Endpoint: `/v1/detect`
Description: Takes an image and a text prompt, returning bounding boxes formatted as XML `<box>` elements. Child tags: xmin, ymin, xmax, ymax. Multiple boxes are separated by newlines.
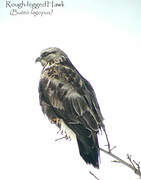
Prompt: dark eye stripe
<box><xmin>41</xmin><ymin>52</ymin><xmax>48</xmax><ymax>58</ymax></box>
<box><xmin>41</xmin><ymin>50</ymin><xmax>56</xmax><ymax>58</ymax></box>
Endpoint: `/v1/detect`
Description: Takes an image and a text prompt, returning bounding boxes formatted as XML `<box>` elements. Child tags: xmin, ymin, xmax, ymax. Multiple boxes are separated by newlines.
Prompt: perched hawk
<box><xmin>36</xmin><ymin>47</ymin><xmax>104</xmax><ymax>168</ymax></box>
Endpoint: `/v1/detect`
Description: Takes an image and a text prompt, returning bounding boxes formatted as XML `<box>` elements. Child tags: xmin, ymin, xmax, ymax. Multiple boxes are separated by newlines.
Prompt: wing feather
<box><xmin>39</xmin><ymin>64</ymin><xmax>103</xmax><ymax>135</ymax></box>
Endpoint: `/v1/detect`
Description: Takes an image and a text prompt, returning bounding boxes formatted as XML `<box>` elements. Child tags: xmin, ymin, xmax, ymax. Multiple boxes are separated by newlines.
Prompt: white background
<box><xmin>0</xmin><ymin>0</ymin><xmax>141</xmax><ymax>179</ymax></box>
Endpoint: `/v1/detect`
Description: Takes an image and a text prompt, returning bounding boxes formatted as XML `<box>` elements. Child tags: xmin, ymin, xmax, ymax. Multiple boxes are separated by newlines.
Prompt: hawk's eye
<box><xmin>41</xmin><ymin>52</ymin><xmax>49</xmax><ymax>58</ymax></box>
<box><xmin>41</xmin><ymin>50</ymin><xmax>56</xmax><ymax>58</ymax></box>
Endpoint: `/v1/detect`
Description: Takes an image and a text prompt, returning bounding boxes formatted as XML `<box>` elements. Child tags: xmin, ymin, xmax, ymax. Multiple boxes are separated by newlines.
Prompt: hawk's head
<box><xmin>35</xmin><ymin>47</ymin><xmax>68</xmax><ymax>67</ymax></box>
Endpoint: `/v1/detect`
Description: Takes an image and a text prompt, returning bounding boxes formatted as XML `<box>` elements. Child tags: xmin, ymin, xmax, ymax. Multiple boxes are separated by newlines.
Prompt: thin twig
<box><xmin>110</xmin><ymin>146</ymin><xmax>117</xmax><ymax>152</ymax></box>
<box><xmin>102</xmin><ymin>126</ymin><xmax>111</xmax><ymax>152</ymax></box>
<box><xmin>127</xmin><ymin>154</ymin><xmax>136</xmax><ymax>169</ymax></box>
<box><xmin>111</xmin><ymin>160</ymin><xmax>120</xmax><ymax>163</ymax></box>
<box><xmin>127</xmin><ymin>154</ymin><xmax>141</xmax><ymax>173</ymax></box>
<box><xmin>89</xmin><ymin>171</ymin><xmax>100</xmax><ymax>180</ymax></box>
<box><xmin>133</xmin><ymin>160</ymin><xmax>140</xmax><ymax>171</ymax></box>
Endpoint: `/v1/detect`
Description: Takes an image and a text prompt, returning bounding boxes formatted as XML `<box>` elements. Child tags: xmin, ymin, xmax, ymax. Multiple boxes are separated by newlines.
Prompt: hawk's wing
<box><xmin>39</xmin><ymin>63</ymin><xmax>103</xmax><ymax>167</ymax></box>
<box><xmin>39</xmin><ymin>64</ymin><xmax>103</xmax><ymax>131</ymax></box>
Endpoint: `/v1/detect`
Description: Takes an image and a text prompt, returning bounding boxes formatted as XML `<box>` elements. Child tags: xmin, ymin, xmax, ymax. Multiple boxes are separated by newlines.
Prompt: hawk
<box><xmin>36</xmin><ymin>47</ymin><xmax>105</xmax><ymax>168</ymax></box>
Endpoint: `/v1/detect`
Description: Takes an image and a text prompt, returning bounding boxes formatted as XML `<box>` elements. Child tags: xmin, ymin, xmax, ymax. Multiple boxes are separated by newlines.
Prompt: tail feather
<box><xmin>77</xmin><ymin>134</ymin><xmax>100</xmax><ymax>168</ymax></box>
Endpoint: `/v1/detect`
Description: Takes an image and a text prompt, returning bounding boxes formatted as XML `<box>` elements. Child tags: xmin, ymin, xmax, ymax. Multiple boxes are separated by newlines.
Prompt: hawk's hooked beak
<box><xmin>35</xmin><ymin>57</ymin><xmax>41</xmax><ymax>63</ymax></box>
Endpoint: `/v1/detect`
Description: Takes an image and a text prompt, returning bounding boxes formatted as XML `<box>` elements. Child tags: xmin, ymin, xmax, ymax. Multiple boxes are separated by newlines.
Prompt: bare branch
<box><xmin>111</xmin><ymin>160</ymin><xmax>120</xmax><ymax>163</ymax></box>
<box><xmin>100</xmin><ymin>147</ymin><xmax>141</xmax><ymax>179</ymax></box>
<box><xmin>55</xmin><ymin>124</ymin><xmax>141</xmax><ymax>179</ymax></box>
<box><xmin>127</xmin><ymin>154</ymin><xmax>141</xmax><ymax>173</ymax></box>
<box><xmin>101</xmin><ymin>125</ymin><xmax>141</xmax><ymax>178</ymax></box>
<box><xmin>110</xmin><ymin>145</ymin><xmax>117</xmax><ymax>152</ymax></box>
<box><xmin>89</xmin><ymin>171</ymin><xmax>100</xmax><ymax>180</ymax></box>
<box><xmin>127</xmin><ymin>154</ymin><xmax>136</xmax><ymax>169</ymax></box>
<box><xmin>133</xmin><ymin>160</ymin><xmax>140</xmax><ymax>172</ymax></box>
<box><xmin>102</xmin><ymin>127</ymin><xmax>111</xmax><ymax>152</ymax></box>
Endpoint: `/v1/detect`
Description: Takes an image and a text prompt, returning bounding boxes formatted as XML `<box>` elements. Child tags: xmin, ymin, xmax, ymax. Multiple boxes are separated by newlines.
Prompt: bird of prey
<box><xmin>36</xmin><ymin>47</ymin><xmax>105</xmax><ymax>168</ymax></box>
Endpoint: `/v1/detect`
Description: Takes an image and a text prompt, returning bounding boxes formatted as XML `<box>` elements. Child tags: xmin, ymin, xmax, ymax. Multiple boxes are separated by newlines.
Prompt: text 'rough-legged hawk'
<box><xmin>36</xmin><ymin>47</ymin><xmax>105</xmax><ymax>168</ymax></box>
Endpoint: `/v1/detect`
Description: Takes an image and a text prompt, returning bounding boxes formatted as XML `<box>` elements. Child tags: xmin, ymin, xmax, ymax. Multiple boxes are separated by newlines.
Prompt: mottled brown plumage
<box><xmin>36</xmin><ymin>47</ymin><xmax>104</xmax><ymax>168</ymax></box>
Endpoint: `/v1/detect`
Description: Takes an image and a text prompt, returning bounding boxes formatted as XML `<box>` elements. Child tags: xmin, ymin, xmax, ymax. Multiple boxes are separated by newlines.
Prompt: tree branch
<box><xmin>89</xmin><ymin>171</ymin><xmax>100</xmax><ymax>180</ymax></box>
<box><xmin>55</xmin><ymin>125</ymin><xmax>141</xmax><ymax>179</ymax></box>
<box><xmin>100</xmin><ymin>147</ymin><xmax>141</xmax><ymax>179</ymax></box>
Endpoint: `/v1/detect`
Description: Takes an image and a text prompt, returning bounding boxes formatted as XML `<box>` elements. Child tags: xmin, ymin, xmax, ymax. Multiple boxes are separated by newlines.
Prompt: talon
<box><xmin>57</xmin><ymin>129</ymin><xmax>61</xmax><ymax>134</ymax></box>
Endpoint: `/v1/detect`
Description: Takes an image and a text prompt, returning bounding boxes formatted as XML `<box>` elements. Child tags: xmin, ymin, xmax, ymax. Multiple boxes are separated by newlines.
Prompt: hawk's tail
<box><xmin>76</xmin><ymin>134</ymin><xmax>100</xmax><ymax>168</ymax></box>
